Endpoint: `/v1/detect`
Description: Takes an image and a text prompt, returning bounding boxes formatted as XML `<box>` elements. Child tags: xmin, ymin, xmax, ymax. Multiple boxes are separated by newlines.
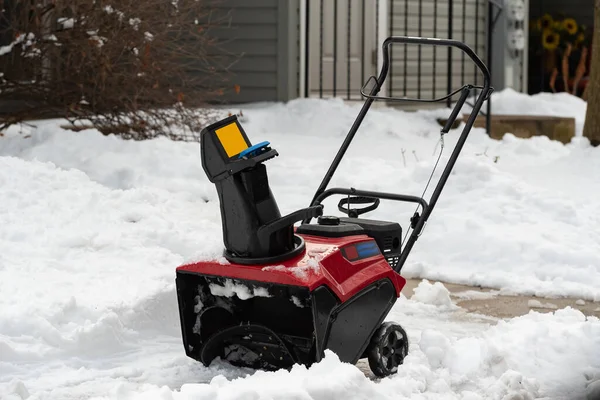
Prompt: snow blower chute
<box><xmin>175</xmin><ymin>36</ymin><xmax>492</xmax><ymax>377</ymax></box>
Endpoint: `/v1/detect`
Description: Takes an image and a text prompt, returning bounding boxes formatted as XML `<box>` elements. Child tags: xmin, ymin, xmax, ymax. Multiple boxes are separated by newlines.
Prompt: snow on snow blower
<box><xmin>175</xmin><ymin>36</ymin><xmax>492</xmax><ymax>377</ymax></box>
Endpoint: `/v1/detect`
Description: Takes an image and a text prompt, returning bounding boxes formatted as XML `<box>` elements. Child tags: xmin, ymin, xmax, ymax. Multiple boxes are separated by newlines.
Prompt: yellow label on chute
<box><xmin>215</xmin><ymin>122</ymin><xmax>248</xmax><ymax>157</ymax></box>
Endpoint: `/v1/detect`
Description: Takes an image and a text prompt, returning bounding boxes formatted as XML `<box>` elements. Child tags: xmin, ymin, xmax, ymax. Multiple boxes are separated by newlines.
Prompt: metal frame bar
<box><xmin>319</xmin><ymin>0</ymin><xmax>324</xmax><ymax>98</ymax></box>
<box><xmin>521</xmin><ymin>0</ymin><xmax>529</xmax><ymax>93</ymax></box>
<box><xmin>461</xmin><ymin>0</ymin><xmax>467</xmax><ymax>86</ymax></box>
<box><xmin>485</xmin><ymin>0</ymin><xmax>504</xmax><ymax>135</ymax></box>
<box><xmin>361</xmin><ymin>0</ymin><xmax>365</xmax><ymax>87</ymax></box>
<box><xmin>464</xmin><ymin>0</ymin><xmax>503</xmax><ymax>128</ymax></box>
<box><xmin>417</xmin><ymin>0</ymin><xmax>422</xmax><ymax>98</ymax></box>
<box><xmin>474</xmin><ymin>0</ymin><xmax>480</xmax><ymax>87</ymax></box>
<box><xmin>347</xmin><ymin>0</ymin><xmax>352</xmax><ymax>100</ymax></box>
<box><xmin>432</xmin><ymin>0</ymin><xmax>438</xmax><ymax>98</ymax></box>
<box><xmin>303</xmin><ymin>0</ymin><xmax>310</xmax><ymax>97</ymax></box>
<box><xmin>446</xmin><ymin>0</ymin><xmax>453</xmax><ymax>107</ymax></box>
<box><xmin>333</xmin><ymin>0</ymin><xmax>338</xmax><ymax>97</ymax></box>
<box><xmin>392</xmin><ymin>0</ymin><xmax>397</xmax><ymax>96</ymax></box>
<box><xmin>299</xmin><ymin>0</ymin><xmax>308</xmax><ymax>98</ymax></box>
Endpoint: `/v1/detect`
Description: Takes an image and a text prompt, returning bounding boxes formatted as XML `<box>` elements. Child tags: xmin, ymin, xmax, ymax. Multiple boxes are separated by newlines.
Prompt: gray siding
<box><xmin>389</xmin><ymin>0</ymin><xmax>487</xmax><ymax>100</ymax></box>
<box><xmin>277</xmin><ymin>1</ymin><xmax>300</xmax><ymax>102</ymax></box>
<box><xmin>210</xmin><ymin>0</ymin><xmax>299</xmax><ymax>103</ymax></box>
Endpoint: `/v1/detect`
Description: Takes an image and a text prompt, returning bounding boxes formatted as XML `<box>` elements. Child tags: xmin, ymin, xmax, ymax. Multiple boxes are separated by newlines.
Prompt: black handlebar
<box><xmin>363</xmin><ymin>36</ymin><xmax>492</xmax><ymax>103</ymax></box>
<box><xmin>381</xmin><ymin>37</ymin><xmax>490</xmax><ymax>83</ymax></box>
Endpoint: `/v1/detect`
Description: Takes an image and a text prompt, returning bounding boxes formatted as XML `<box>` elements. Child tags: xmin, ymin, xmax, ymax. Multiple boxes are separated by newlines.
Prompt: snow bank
<box><xmin>464</xmin><ymin>88</ymin><xmax>588</xmax><ymax>135</ymax></box>
<box><xmin>75</xmin><ymin>307</ymin><xmax>600</xmax><ymax>400</ymax></box>
<box><xmin>411</xmin><ymin>280</ymin><xmax>456</xmax><ymax>309</ymax></box>
<box><xmin>0</xmin><ymin>155</ymin><xmax>220</xmax><ymax>363</ymax></box>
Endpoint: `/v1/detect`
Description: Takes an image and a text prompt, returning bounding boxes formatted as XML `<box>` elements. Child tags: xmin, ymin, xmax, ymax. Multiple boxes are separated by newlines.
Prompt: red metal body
<box><xmin>177</xmin><ymin>234</ymin><xmax>406</xmax><ymax>303</ymax></box>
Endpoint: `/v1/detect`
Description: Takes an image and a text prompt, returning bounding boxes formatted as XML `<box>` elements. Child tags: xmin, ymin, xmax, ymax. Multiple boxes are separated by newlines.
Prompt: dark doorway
<box><xmin>528</xmin><ymin>0</ymin><xmax>594</xmax><ymax>96</ymax></box>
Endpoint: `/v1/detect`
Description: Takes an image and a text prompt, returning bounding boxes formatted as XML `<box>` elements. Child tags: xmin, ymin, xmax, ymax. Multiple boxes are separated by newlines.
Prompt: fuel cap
<box><xmin>318</xmin><ymin>216</ymin><xmax>340</xmax><ymax>226</ymax></box>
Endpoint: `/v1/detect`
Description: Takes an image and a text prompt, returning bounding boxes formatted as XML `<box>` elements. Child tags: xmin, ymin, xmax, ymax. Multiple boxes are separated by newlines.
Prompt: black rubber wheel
<box><xmin>366</xmin><ymin>322</ymin><xmax>409</xmax><ymax>377</ymax></box>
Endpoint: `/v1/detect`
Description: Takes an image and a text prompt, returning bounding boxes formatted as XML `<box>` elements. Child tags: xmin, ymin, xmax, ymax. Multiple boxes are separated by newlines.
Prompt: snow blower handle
<box><xmin>361</xmin><ymin>36</ymin><xmax>491</xmax><ymax>103</ymax></box>
<box><xmin>308</xmin><ymin>36</ymin><xmax>494</xmax><ymax>274</ymax></box>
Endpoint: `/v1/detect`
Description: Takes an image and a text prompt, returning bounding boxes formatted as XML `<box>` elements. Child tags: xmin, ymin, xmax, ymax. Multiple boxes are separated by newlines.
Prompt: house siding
<box><xmin>210</xmin><ymin>0</ymin><xmax>299</xmax><ymax>103</ymax></box>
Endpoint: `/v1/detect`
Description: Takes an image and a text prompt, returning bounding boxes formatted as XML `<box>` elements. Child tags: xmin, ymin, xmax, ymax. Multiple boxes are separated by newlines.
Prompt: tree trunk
<box><xmin>583</xmin><ymin>0</ymin><xmax>600</xmax><ymax>146</ymax></box>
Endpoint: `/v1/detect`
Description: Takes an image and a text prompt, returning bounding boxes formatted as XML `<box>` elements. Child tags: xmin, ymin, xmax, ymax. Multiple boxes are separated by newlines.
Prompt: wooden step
<box><xmin>462</xmin><ymin>114</ymin><xmax>576</xmax><ymax>144</ymax></box>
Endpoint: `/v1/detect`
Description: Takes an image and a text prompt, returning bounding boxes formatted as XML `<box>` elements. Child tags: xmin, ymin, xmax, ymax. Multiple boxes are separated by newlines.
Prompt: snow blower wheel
<box><xmin>366</xmin><ymin>322</ymin><xmax>409</xmax><ymax>377</ymax></box>
<box><xmin>175</xmin><ymin>35</ymin><xmax>492</xmax><ymax>378</ymax></box>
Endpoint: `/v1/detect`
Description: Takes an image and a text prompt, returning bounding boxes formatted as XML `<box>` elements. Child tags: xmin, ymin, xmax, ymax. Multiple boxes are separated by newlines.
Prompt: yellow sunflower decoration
<box><xmin>537</xmin><ymin>14</ymin><xmax>554</xmax><ymax>31</ymax></box>
<box><xmin>531</xmin><ymin>12</ymin><xmax>590</xmax><ymax>95</ymax></box>
<box><xmin>533</xmin><ymin>13</ymin><xmax>588</xmax><ymax>51</ymax></box>
<box><xmin>542</xmin><ymin>29</ymin><xmax>560</xmax><ymax>50</ymax></box>
<box><xmin>562</xmin><ymin>18</ymin><xmax>578</xmax><ymax>35</ymax></box>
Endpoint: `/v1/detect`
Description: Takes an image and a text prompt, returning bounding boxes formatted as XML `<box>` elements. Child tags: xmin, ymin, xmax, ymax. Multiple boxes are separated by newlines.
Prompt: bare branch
<box><xmin>0</xmin><ymin>0</ymin><xmax>242</xmax><ymax>140</ymax></box>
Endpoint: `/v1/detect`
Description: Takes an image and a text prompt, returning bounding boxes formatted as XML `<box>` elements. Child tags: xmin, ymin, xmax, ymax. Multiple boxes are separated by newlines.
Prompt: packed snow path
<box><xmin>1</xmin><ymin>90</ymin><xmax>599</xmax><ymax>399</ymax></box>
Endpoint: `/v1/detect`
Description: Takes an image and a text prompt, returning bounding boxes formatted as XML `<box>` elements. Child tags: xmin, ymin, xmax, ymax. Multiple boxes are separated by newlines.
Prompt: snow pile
<box><xmin>103</xmin><ymin>351</ymin><xmax>382</xmax><ymax>400</ymax></box>
<box><xmin>411</xmin><ymin>280</ymin><xmax>456</xmax><ymax>309</ymax></box>
<box><xmin>419</xmin><ymin>307</ymin><xmax>600</xmax><ymax>398</ymax></box>
<box><xmin>418</xmin><ymin>328</ymin><xmax>541</xmax><ymax>399</ymax></box>
<box><xmin>31</xmin><ymin>306</ymin><xmax>597</xmax><ymax>400</ymax></box>
<box><xmin>464</xmin><ymin>87</ymin><xmax>587</xmax><ymax>135</ymax></box>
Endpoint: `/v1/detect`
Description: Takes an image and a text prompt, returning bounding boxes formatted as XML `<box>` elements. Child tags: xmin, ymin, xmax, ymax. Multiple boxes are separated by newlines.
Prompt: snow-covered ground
<box><xmin>1</xmin><ymin>89</ymin><xmax>599</xmax><ymax>399</ymax></box>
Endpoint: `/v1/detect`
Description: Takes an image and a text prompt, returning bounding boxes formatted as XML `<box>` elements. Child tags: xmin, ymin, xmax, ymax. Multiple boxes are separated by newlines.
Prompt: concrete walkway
<box><xmin>402</xmin><ymin>278</ymin><xmax>600</xmax><ymax>319</ymax></box>
<box><xmin>356</xmin><ymin>278</ymin><xmax>600</xmax><ymax>383</ymax></box>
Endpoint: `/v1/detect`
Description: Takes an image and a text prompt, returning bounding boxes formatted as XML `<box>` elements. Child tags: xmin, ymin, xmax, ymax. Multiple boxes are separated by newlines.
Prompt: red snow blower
<box><xmin>175</xmin><ymin>36</ymin><xmax>492</xmax><ymax>377</ymax></box>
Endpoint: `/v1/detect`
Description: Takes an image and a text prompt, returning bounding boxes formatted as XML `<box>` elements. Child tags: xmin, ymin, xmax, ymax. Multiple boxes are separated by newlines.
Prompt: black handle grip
<box><xmin>338</xmin><ymin>196</ymin><xmax>380</xmax><ymax>217</ymax></box>
<box><xmin>364</xmin><ymin>36</ymin><xmax>491</xmax><ymax>103</ymax></box>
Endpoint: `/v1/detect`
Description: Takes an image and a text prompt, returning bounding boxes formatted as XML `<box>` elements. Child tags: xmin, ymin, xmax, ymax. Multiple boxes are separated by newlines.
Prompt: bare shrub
<box><xmin>0</xmin><ymin>0</ymin><xmax>240</xmax><ymax>141</ymax></box>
